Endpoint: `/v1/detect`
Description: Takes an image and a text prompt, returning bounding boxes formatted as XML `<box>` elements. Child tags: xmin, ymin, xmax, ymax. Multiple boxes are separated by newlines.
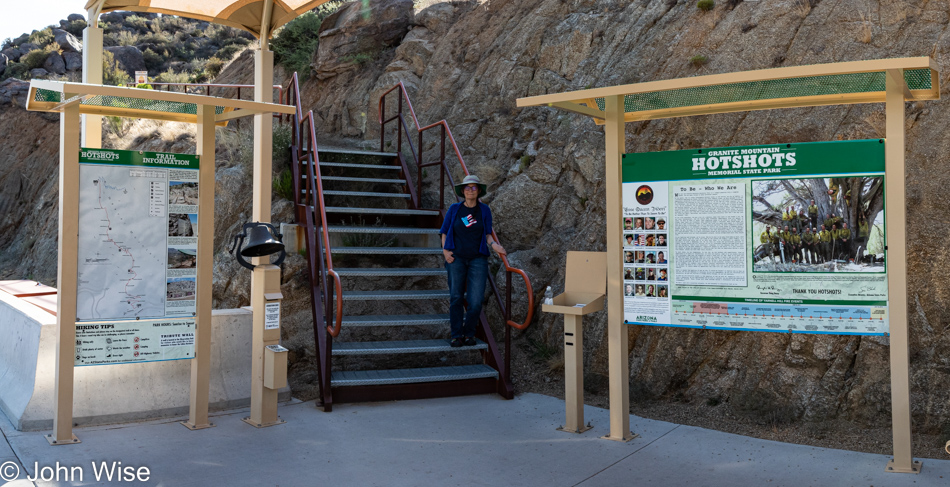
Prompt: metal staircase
<box><xmin>283</xmin><ymin>75</ymin><xmax>534</xmax><ymax>411</ymax></box>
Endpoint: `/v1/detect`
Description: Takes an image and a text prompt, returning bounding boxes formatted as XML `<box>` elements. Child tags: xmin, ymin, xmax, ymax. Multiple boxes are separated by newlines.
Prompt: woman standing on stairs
<box><xmin>440</xmin><ymin>175</ymin><xmax>507</xmax><ymax>348</ymax></box>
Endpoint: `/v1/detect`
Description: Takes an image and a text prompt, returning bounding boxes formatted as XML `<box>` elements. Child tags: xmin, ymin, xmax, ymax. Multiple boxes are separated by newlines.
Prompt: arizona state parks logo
<box><xmin>635</xmin><ymin>185</ymin><xmax>653</xmax><ymax>205</ymax></box>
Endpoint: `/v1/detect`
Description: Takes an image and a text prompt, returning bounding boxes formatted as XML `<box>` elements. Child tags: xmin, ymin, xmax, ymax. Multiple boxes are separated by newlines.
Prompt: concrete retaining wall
<box><xmin>0</xmin><ymin>291</ymin><xmax>290</xmax><ymax>431</ymax></box>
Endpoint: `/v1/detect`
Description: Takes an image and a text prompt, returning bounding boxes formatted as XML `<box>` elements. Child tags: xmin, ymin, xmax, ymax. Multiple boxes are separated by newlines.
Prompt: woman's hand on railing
<box><xmin>326</xmin><ymin>269</ymin><xmax>344</xmax><ymax>337</ymax></box>
<box><xmin>491</xmin><ymin>233</ymin><xmax>533</xmax><ymax>330</ymax></box>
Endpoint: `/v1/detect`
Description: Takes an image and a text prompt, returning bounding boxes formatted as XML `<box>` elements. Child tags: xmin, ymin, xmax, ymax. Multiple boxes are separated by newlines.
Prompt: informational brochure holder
<box><xmin>542</xmin><ymin>251</ymin><xmax>606</xmax><ymax>433</ymax></box>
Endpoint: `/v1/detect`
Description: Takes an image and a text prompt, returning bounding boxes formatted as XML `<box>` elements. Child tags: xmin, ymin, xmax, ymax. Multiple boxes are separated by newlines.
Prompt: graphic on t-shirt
<box><xmin>461</xmin><ymin>214</ymin><xmax>478</xmax><ymax>227</ymax></box>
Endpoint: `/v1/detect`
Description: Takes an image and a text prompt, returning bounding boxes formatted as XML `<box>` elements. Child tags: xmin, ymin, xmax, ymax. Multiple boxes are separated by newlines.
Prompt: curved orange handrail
<box><xmin>326</xmin><ymin>269</ymin><xmax>343</xmax><ymax>336</ymax></box>
<box><xmin>378</xmin><ymin>83</ymin><xmax>534</xmax><ymax>330</ymax></box>
<box><xmin>493</xmin><ymin>231</ymin><xmax>535</xmax><ymax>330</ymax></box>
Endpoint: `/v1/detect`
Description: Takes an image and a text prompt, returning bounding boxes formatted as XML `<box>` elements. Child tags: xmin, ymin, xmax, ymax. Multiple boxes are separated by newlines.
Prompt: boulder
<box><xmin>67</xmin><ymin>13</ymin><xmax>85</xmax><ymax>22</ymax></box>
<box><xmin>11</xmin><ymin>34</ymin><xmax>29</xmax><ymax>47</ymax></box>
<box><xmin>63</xmin><ymin>51</ymin><xmax>82</xmax><ymax>71</ymax></box>
<box><xmin>313</xmin><ymin>0</ymin><xmax>413</xmax><ymax>80</ymax></box>
<box><xmin>52</xmin><ymin>29</ymin><xmax>82</xmax><ymax>53</ymax></box>
<box><xmin>105</xmin><ymin>46</ymin><xmax>146</xmax><ymax>74</ymax></box>
<box><xmin>29</xmin><ymin>68</ymin><xmax>48</xmax><ymax>78</ymax></box>
<box><xmin>42</xmin><ymin>52</ymin><xmax>65</xmax><ymax>75</ymax></box>
<box><xmin>0</xmin><ymin>64</ymin><xmax>5</xmax><ymax>77</ymax></box>
<box><xmin>1</xmin><ymin>48</ymin><xmax>21</xmax><ymax>63</ymax></box>
<box><xmin>18</xmin><ymin>43</ymin><xmax>39</xmax><ymax>53</ymax></box>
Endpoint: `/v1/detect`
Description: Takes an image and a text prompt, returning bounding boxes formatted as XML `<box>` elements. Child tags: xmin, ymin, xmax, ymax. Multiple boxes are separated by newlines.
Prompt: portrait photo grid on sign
<box><xmin>623</xmin><ymin>215</ymin><xmax>669</xmax><ymax>299</ymax></box>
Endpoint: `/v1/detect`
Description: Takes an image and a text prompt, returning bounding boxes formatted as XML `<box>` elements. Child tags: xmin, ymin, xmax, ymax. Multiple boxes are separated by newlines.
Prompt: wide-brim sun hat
<box><xmin>454</xmin><ymin>174</ymin><xmax>487</xmax><ymax>198</ymax></box>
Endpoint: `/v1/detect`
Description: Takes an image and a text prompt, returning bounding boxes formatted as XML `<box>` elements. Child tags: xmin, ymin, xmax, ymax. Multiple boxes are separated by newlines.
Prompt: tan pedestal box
<box><xmin>264</xmin><ymin>344</ymin><xmax>289</xmax><ymax>390</ymax></box>
<box><xmin>542</xmin><ymin>251</ymin><xmax>606</xmax><ymax>434</ymax></box>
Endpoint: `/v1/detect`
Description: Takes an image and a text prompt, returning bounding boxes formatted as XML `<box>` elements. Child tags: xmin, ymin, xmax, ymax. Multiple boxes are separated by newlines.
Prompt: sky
<box><xmin>1</xmin><ymin>1</ymin><xmax>88</xmax><ymax>43</ymax></box>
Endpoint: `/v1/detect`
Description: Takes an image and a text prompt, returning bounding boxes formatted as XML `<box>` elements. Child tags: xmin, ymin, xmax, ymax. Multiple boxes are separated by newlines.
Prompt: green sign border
<box><xmin>623</xmin><ymin>139</ymin><xmax>885</xmax><ymax>183</ymax></box>
<box><xmin>79</xmin><ymin>148</ymin><xmax>199</xmax><ymax>170</ymax></box>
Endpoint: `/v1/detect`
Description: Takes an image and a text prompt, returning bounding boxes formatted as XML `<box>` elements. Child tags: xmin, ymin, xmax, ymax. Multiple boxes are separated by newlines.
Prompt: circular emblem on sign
<box><xmin>635</xmin><ymin>185</ymin><xmax>654</xmax><ymax>205</ymax></box>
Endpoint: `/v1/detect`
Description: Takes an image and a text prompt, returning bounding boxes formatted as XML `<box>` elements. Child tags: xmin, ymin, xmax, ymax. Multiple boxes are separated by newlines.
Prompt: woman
<box><xmin>440</xmin><ymin>175</ymin><xmax>506</xmax><ymax>347</ymax></box>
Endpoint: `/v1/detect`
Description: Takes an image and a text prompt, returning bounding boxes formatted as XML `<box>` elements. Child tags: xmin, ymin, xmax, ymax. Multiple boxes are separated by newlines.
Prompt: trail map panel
<box><xmin>621</xmin><ymin>140</ymin><xmax>888</xmax><ymax>336</ymax></box>
<box><xmin>77</xmin><ymin>149</ymin><xmax>199</xmax><ymax>322</ymax></box>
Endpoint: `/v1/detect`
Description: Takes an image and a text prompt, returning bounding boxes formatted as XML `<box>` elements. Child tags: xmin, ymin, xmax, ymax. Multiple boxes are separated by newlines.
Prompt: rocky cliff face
<box><xmin>2</xmin><ymin>0</ymin><xmax>949</xmax><ymax>436</ymax></box>
<box><xmin>296</xmin><ymin>0</ymin><xmax>950</xmax><ymax>432</ymax></box>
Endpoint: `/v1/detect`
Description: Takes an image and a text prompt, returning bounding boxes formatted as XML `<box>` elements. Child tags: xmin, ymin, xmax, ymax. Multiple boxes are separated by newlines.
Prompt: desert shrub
<box><xmin>273</xmin><ymin>169</ymin><xmax>295</xmax><ymax>201</ymax></box>
<box><xmin>27</xmin><ymin>28</ymin><xmax>54</xmax><ymax>46</ymax></box>
<box><xmin>204</xmin><ymin>57</ymin><xmax>226</xmax><ymax>79</ymax></box>
<box><xmin>697</xmin><ymin>0</ymin><xmax>715</xmax><ymax>11</ymax></box>
<box><xmin>21</xmin><ymin>47</ymin><xmax>53</xmax><ymax>70</ymax></box>
<box><xmin>63</xmin><ymin>19</ymin><xmax>88</xmax><ymax>37</ymax></box>
<box><xmin>142</xmin><ymin>48</ymin><xmax>164</xmax><ymax>72</ymax></box>
<box><xmin>102</xmin><ymin>50</ymin><xmax>131</xmax><ymax>85</ymax></box>
<box><xmin>213</xmin><ymin>44</ymin><xmax>245</xmax><ymax>61</ymax></box>
<box><xmin>689</xmin><ymin>54</ymin><xmax>709</xmax><ymax>67</ymax></box>
<box><xmin>153</xmin><ymin>68</ymin><xmax>191</xmax><ymax>84</ymax></box>
<box><xmin>271</xmin><ymin>2</ymin><xmax>345</xmax><ymax>80</ymax></box>
<box><xmin>1</xmin><ymin>62</ymin><xmax>28</xmax><ymax>81</ymax></box>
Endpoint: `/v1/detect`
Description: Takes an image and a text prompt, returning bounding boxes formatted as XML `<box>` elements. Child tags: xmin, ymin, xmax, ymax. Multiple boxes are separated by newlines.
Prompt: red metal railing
<box><xmin>379</xmin><ymin>83</ymin><xmax>535</xmax><ymax>385</ymax></box>
<box><xmin>285</xmin><ymin>73</ymin><xmax>342</xmax><ymax>407</ymax></box>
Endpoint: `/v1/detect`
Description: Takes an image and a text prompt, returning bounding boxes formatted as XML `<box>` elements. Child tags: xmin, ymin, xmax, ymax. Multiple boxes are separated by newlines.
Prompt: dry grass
<box><xmin>795</xmin><ymin>0</ymin><xmax>811</xmax><ymax>17</ymax></box>
<box><xmin>858</xmin><ymin>11</ymin><xmax>873</xmax><ymax>44</ymax></box>
<box><xmin>103</xmin><ymin>118</ymin><xmax>194</xmax><ymax>150</ymax></box>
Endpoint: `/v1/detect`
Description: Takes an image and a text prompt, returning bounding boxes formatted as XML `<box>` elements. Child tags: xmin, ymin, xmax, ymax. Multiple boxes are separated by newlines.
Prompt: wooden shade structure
<box><xmin>85</xmin><ymin>0</ymin><xmax>337</xmax><ymax>38</ymax></box>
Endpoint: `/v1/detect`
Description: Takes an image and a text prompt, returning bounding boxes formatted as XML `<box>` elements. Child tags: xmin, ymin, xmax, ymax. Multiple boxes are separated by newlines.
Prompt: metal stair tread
<box><xmin>317</xmin><ymin>149</ymin><xmax>398</xmax><ymax>158</ymax></box>
<box><xmin>339</xmin><ymin>290</ymin><xmax>450</xmax><ymax>300</ymax></box>
<box><xmin>331</xmin><ymin>364</ymin><xmax>498</xmax><ymax>386</ymax></box>
<box><xmin>325</xmin><ymin>207</ymin><xmax>440</xmax><ymax>216</ymax></box>
<box><xmin>325</xmin><ymin>226</ymin><xmax>440</xmax><ymax>235</ymax></box>
<box><xmin>335</xmin><ymin>267</ymin><xmax>446</xmax><ymax>276</ymax></box>
<box><xmin>331</xmin><ymin>247</ymin><xmax>441</xmax><ymax>255</ymax></box>
<box><xmin>321</xmin><ymin>190</ymin><xmax>411</xmax><ymax>198</ymax></box>
<box><xmin>332</xmin><ymin>339</ymin><xmax>487</xmax><ymax>355</ymax></box>
<box><xmin>321</xmin><ymin>176</ymin><xmax>406</xmax><ymax>184</ymax></box>
<box><xmin>318</xmin><ymin>162</ymin><xmax>402</xmax><ymax>170</ymax></box>
<box><xmin>341</xmin><ymin>313</ymin><xmax>450</xmax><ymax>326</ymax></box>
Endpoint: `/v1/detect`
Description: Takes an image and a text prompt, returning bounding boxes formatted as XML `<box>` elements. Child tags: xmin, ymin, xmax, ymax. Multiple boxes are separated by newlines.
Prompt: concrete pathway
<box><xmin>0</xmin><ymin>393</ymin><xmax>947</xmax><ymax>486</ymax></box>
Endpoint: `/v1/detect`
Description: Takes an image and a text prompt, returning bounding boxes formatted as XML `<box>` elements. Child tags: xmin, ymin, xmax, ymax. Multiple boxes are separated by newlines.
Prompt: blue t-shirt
<box><xmin>451</xmin><ymin>204</ymin><xmax>484</xmax><ymax>259</ymax></box>
<box><xmin>440</xmin><ymin>202</ymin><xmax>493</xmax><ymax>256</ymax></box>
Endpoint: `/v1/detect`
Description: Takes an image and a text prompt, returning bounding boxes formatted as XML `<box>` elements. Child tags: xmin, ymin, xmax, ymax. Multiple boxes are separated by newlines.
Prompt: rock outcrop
<box><xmin>295</xmin><ymin>0</ymin><xmax>950</xmax><ymax>431</ymax></box>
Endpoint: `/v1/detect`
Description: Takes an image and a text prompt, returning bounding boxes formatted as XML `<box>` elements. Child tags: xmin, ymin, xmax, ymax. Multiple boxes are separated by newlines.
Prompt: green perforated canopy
<box><xmin>27</xmin><ymin>80</ymin><xmax>295</xmax><ymax>125</ymax></box>
<box><xmin>517</xmin><ymin>58</ymin><xmax>939</xmax><ymax>124</ymax></box>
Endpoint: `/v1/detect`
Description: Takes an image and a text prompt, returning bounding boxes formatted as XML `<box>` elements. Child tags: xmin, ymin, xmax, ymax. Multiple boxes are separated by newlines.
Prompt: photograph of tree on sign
<box><xmin>752</xmin><ymin>177</ymin><xmax>885</xmax><ymax>272</ymax></box>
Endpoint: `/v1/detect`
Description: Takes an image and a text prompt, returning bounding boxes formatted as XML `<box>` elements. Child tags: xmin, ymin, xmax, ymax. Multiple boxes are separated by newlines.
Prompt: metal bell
<box><xmin>242</xmin><ymin>224</ymin><xmax>284</xmax><ymax>257</ymax></box>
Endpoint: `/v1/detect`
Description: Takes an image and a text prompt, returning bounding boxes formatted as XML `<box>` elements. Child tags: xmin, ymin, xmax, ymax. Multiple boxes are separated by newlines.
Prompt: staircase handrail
<box><xmin>286</xmin><ymin>73</ymin><xmax>344</xmax><ymax>337</ymax></box>
<box><xmin>378</xmin><ymin>83</ymin><xmax>534</xmax><ymax>331</ymax></box>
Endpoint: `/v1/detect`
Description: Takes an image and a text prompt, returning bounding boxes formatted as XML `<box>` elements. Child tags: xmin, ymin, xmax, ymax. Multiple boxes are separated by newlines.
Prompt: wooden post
<box><xmin>244</xmin><ymin>45</ymin><xmax>285</xmax><ymax>427</ymax></box>
<box><xmin>603</xmin><ymin>95</ymin><xmax>634</xmax><ymax>442</ymax></box>
<box><xmin>81</xmin><ymin>13</ymin><xmax>102</xmax><ymax>149</ymax></box>
<box><xmin>182</xmin><ymin>105</ymin><xmax>216</xmax><ymax>430</ymax></box>
<box><xmin>884</xmin><ymin>69</ymin><xmax>920</xmax><ymax>474</ymax></box>
<box><xmin>48</xmin><ymin>97</ymin><xmax>82</xmax><ymax>445</ymax></box>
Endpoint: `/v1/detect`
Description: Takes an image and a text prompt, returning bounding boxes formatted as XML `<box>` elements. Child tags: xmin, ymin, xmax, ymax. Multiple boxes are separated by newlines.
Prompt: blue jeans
<box><xmin>445</xmin><ymin>255</ymin><xmax>488</xmax><ymax>339</ymax></box>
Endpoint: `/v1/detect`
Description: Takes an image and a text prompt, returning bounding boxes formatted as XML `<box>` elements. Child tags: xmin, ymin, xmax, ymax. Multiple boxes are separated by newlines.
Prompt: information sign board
<box><xmin>77</xmin><ymin>148</ymin><xmax>199</xmax><ymax>322</ymax></box>
<box><xmin>75</xmin><ymin>318</ymin><xmax>196</xmax><ymax>366</ymax></box>
<box><xmin>621</xmin><ymin>139</ymin><xmax>888</xmax><ymax>335</ymax></box>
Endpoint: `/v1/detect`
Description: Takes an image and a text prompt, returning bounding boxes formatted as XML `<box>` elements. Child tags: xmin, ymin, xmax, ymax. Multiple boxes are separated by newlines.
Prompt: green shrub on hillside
<box><xmin>272</xmin><ymin>2</ymin><xmax>345</xmax><ymax>80</ymax></box>
<box><xmin>27</xmin><ymin>28</ymin><xmax>54</xmax><ymax>46</ymax></box>
<box><xmin>21</xmin><ymin>45</ymin><xmax>58</xmax><ymax>70</ymax></box>
<box><xmin>102</xmin><ymin>50</ymin><xmax>131</xmax><ymax>85</ymax></box>
<box><xmin>697</xmin><ymin>0</ymin><xmax>715</xmax><ymax>11</ymax></box>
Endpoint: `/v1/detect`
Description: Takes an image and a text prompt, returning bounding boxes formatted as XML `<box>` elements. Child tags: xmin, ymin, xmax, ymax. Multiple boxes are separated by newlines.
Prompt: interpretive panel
<box><xmin>77</xmin><ymin>148</ymin><xmax>199</xmax><ymax>322</ymax></box>
<box><xmin>75</xmin><ymin>318</ymin><xmax>196</xmax><ymax>366</ymax></box>
<box><xmin>621</xmin><ymin>140</ymin><xmax>888</xmax><ymax>335</ymax></box>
